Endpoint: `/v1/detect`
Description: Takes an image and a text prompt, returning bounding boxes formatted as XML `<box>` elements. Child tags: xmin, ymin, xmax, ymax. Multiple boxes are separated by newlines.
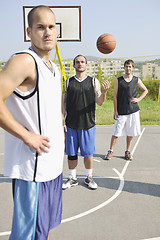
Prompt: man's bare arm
<box><xmin>0</xmin><ymin>54</ymin><xmax>50</xmax><ymax>155</ymax></box>
<box><xmin>131</xmin><ymin>78</ymin><xmax>148</xmax><ymax>103</ymax></box>
<box><xmin>95</xmin><ymin>79</ymin><xmax>111</xmax><ymax>106</ymax></box>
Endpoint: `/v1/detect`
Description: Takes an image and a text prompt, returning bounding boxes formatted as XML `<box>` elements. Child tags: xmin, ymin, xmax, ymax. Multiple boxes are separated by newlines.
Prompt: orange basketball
<box><xmin>96</xmin><ymin>33</ymin><xmax>116</xmax><ymax>54</ymax></box>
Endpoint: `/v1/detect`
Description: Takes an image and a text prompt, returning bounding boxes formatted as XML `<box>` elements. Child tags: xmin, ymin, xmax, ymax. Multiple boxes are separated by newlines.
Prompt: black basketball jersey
<box><xmin>117</xmin><ymin>76</ymin><xmax>140</xmax><ymax>115</ymax></box>
<box><xmin>66</xmin><ymin>76</ymin><xmax>95</xmax><ymax>129</ymax></box>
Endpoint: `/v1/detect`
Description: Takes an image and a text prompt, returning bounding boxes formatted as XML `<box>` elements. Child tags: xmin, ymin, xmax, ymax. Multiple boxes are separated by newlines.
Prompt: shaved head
<box><xmin>28</xmin><ymin>5</ymin><xmax>55</xmax><ymax>28</ymax></box>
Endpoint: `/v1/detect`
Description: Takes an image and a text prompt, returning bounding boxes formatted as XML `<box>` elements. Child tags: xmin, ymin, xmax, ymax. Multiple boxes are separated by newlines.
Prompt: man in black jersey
<box><xmin>104</xmin><ymin>59</ymin><xmax>148</xmax><ymax>161</ymax></box>
<box><xmin>62</xmin><ymin>55</ymin><xmax>111</xmax><ymax>190</ymax></box>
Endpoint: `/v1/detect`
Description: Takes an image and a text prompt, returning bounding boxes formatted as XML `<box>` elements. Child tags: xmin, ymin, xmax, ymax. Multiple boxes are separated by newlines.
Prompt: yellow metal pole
<box><xmin>53</xmin><ymin>51</ymin><xmax>57</xmax><ymax>63</ymax></box>
<box><xmin>56</xmin><ymin>43</ymin><xmax>67</xmax><ymax>81</ymax></box>
<box><xmin>69</xmin><ymin>60</ymin><xmax>73</xmax><ymax>78</ymax></box>
<box><xmin>55</xmin><ymin>42</ymin><xmax>67</xmax><ymax>91</ymax></box>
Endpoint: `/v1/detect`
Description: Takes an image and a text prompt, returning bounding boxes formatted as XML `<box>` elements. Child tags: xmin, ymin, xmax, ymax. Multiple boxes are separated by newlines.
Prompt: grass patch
<box><xmin>96</xmin><ymin>98</ymin><xmax>160</xmax><ymax>125</ymax></box>
<box><xmin>138</xmin><ymin>98</ymin><xmax>160</xmax><ymax>125</ymax></box>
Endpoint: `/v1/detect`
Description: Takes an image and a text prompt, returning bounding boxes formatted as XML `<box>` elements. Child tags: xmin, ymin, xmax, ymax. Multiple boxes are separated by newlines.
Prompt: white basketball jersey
<box><xmin>4</xmin><ymin>49</ymin><xmax>64</xmax><ymax>182</ymax></box>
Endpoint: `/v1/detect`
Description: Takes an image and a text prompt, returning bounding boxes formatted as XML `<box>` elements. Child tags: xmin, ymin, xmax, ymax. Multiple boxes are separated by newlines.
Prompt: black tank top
<box><xmin>117</xmin><ymin>76</ymin><xmax>140</xmax><ymax>115</ymax></box>
<box><xmin>66</xmin><ymin>76</ymin><xmax>95</xmax><ymax>129</ymax></box>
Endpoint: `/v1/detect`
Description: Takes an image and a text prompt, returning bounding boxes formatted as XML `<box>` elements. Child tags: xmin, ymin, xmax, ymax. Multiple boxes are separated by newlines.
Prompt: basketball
<box><xmin>96</xmin><ymin>33</ymin><xmax>116</xmax><ymax>54</ymax></box>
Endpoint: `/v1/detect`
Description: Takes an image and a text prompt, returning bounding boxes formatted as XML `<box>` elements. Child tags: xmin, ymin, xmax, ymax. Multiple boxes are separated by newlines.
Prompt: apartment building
<box><xmin>95</xmin><ymin>59</ymin><xmax>124</xmax><ymax>77</ymax></box>
<box><xmin>57</xmin><ymin>59</ymin><xmax>124</xmax><ymax>78</ymax></box>
<box><xmin>142</xmin><ymin>63</ymin><xmax>160</xmax><ymax>80</ymax></box>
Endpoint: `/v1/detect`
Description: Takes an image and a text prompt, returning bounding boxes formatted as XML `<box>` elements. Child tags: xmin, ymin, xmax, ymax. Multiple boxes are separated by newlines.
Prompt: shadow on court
<box><xmin>98</xmin><ymin>177</ymin><xmax>160</xmax><ymax>198</ymax></box>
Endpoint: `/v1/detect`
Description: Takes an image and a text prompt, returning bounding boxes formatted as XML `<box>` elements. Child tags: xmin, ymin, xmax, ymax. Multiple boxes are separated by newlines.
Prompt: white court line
<box><xmin>0</xmin><ymin>127</ymin><xmax>145</xmax><ymax>236</ymax></box>
<box><xmin>0</xmin><ymin>174</ymin><xmax>122</xmax><ymax>237</ymax></box>
<box><xmin>142</xmin><ymin>238</ymin><xmax>160</xmax><ymax>240</ymax></box>
<box><xmin>77</xmin><ymin>176</ymin><xmax>120</xmax><ymax>179</ymax></box>
<box><xmin>62</xmin><ymin>168</ymin><xmax>124</xmax><ymax>223</ymax></box>
<box><xmin>131</xmin><ymin>128</ymin><xmax>145</xmax><ymax>156</ymax></box>
<box><xmin>120</xmin><ymin>128</ymin><xmax>145</xmax><ymax>178</ymax></box>
<box><xmin>0</xmin><ymin>176</ymin><xmax>9</xmax><ymax>179</ymax></box>
<box><xmin>93</xmin><ymin>158</ymin><xmax>101</xmax><ymax>162</ymax></box>
<box><xmin>62</xmin><ymin>127</ymin><xmax>146</xmax><ymax>223</ymax></box>
<box><xmin>0</xmin><ymin>231</ymin><xmax>11</xmax><ymax>237</ymax></box>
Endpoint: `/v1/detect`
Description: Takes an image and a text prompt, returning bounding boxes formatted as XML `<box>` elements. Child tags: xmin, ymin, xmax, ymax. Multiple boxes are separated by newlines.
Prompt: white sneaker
<box><xmin>84</xmin><ymin>176</ymin><xmax>98</xmax><ymax>190</ymax></box>
<box><xmin>62</xmin><ymin>177</ymin><xmax>78</xmax><ymax>190</ymax></box>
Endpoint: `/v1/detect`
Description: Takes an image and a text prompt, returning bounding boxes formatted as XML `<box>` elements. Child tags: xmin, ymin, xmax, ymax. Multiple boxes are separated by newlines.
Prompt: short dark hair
<box><xmin>73</xmin><ymin>55</ymin><xmax>87</xmax><ymax>65</ymax></box>
<box><xmin>124</xmin><ymin>59</ymin><xmax>134</xmax><ymax>67</ymax></box>
<box><xmin>28</xmin><ymin>5</ymin><xmax>54</xmax><ymax>28</ymax></box>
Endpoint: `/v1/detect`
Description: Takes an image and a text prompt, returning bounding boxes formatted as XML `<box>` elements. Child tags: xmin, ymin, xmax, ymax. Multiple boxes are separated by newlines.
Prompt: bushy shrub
<box><xmin>140</xmin><ymin>80</ymin><xmax>160</xmax><ymax>101</ymax></box>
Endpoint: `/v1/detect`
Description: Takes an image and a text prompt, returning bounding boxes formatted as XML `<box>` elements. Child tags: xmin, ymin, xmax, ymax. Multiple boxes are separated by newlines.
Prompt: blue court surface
<box><xmin>0</xmin><ymin>125</ymin><xmax>160</xmax><ymax>240</ymax></box>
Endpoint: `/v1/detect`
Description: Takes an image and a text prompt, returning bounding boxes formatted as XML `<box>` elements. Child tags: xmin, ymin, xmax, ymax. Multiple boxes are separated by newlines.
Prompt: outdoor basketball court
<box><xmin>0</xmin><ymin>125</ymin><xmax>160</xmax><ymax>240</ymax></box>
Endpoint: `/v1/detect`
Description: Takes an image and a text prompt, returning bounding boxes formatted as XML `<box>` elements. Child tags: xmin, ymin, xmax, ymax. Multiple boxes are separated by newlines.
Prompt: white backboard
<box><xmin>23</xmin><ymin>6</ymin><xmax>81</xmax><ymax>42</ymax></box>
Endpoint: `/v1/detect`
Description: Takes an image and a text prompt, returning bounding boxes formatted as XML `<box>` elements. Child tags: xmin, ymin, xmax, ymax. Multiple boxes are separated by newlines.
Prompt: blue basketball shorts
<box><xmin>9</xmin><ymin>173</ymin><xmax>63</xmax><ymax>240</ymax></box>
<box><xmin>65</xmin><ymin>126</ymin><xmax>95</xmax><ymax>157</ymax></box>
